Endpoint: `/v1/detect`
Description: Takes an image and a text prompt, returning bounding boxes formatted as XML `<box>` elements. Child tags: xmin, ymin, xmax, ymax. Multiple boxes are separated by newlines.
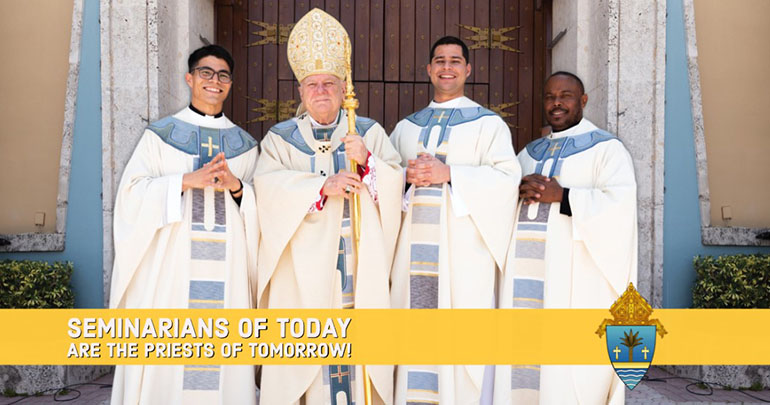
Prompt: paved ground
<box><xmin>0</xmin><ymin>372</ymin><xmax>112</xmax><ymax>405</ymax></box>
<box><xmin>627</xmin><ymin>367</ymin><xmax>770</xmax><ymax>405</ymax></box>
<box><xmin>1</xmin><ymin>367</ymin><xmax>769</xmax><ymax>404</ymax></box>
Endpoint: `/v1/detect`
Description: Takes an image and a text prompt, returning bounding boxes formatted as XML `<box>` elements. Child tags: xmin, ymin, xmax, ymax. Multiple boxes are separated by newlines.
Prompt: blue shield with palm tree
<box><xmin>605</xmin><ymin>325</ymin><xmax>656</xmax><ymax>390</ymax></box>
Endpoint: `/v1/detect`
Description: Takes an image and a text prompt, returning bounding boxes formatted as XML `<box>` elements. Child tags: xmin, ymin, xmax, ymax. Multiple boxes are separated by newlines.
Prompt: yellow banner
<box><xmin>1</xmin><ymin>309</ymin><xmax>769</xmax><ymax>365</ymax></box>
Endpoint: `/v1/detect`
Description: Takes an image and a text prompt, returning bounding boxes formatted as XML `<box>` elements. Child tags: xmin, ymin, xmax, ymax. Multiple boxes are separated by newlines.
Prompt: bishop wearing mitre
<box><xmin>253</xmin><ymin>8</ymin><xmax>403</xmax><ymax>405</ymax></box>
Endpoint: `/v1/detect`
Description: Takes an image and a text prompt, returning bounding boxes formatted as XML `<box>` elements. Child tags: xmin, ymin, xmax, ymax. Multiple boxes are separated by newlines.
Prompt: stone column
<box><xmin>551</xmin><ymin>0</ymin><xmax>666</xmax><ymax>307</ymax></box>
<box><xmin>100</xmin><ymin>0</ymin><xmax>214</xmax><ymax>306</ymax></box>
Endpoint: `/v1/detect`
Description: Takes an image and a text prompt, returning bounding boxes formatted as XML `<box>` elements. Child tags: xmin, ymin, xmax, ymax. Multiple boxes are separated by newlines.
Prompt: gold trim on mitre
<box><xmin>287</xmin><ymin>8</ymin><xmax>350</xmax><ymax>82</ymax></box>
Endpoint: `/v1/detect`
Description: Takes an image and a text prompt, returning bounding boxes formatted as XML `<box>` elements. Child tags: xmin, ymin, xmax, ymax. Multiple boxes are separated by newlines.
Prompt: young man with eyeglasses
<box><xmin>109</xmin><ymin>45</ymin><xmax>259</xmax><ymax>405</ymax></box>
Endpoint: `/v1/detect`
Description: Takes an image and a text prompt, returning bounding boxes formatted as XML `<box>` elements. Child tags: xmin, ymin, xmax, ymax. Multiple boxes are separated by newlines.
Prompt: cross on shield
<box><xmin>605</xmin><ymin>325</ymin><xmax>657</xmax><ymax>390</ymax></box>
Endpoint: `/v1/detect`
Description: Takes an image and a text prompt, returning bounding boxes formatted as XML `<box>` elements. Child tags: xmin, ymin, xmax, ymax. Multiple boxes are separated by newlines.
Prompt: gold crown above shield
<box><xmin>596</xmin><ymin>283</ymin><xmax>667</xmax><ymax>338</ymax></box>
<box><xmin>287</xmin><ymin>8</ymin><xmax>350</xmax><ymax>82</ymax></box>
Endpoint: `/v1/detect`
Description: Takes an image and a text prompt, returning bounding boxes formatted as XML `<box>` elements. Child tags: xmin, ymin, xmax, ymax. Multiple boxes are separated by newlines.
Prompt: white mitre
<box><xmin>287</xmin><ymin>8</ymin><xmax>350</xmax><ymax>82</ymax></box>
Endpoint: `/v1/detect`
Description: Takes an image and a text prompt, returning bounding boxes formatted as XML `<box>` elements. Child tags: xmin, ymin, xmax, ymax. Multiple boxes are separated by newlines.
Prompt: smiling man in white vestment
<box><xmin>497</xmin><ymin>71</ymin><xmax>638</xmax><ymax>404</ymax></box>
<box><xmin>389</xmin><ymin>36</ymin><xmax>522</xmax><ymax>405</ymax></box>
<box><xmin>254</xmin><ymin>8</ymin><xmax>403</xmax><ymax>405</ymax></box>
<box><xmin>109</xmin><ymin>45</ymin><xmax>259</xmax><ymax>405</ymax></box>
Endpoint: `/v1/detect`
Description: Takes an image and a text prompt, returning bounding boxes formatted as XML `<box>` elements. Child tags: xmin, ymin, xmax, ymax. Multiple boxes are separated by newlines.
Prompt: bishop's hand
<box><xmin>342</xmin><ymin>135</ymin><xmax>368</xmax><ymax>166</ymax></box>
<box><xmin>322</xmin><ymin>171</ymin><xmax>363</xmax><ymax>198</ymax></box>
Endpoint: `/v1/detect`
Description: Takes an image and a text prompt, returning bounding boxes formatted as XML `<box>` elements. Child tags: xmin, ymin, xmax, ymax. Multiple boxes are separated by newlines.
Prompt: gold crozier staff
<box><xmin>342</xmin><ymin>35</ymin><xmax>373</xmax><ymax>405</ymax></box>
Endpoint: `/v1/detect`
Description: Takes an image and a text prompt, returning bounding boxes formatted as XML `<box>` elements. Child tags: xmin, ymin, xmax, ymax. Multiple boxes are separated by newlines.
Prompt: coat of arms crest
<box><xmin>596</xmin><ymin>283</ymin><xmax>667</xmax><ymax>390</ymax></box>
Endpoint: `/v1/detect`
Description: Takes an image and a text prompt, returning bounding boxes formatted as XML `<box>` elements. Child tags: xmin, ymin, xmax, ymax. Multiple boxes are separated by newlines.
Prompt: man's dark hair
<box><xmin>188</xmin><ymin>45</ymin><xmax>235</xmax><ymax>73</ymax></box>
<box><xmin>547</xmin><ymin>71</ymin><xmax>585</xmax><ymax>94</ymax></box>
<box><xmin>429</xmin><ymin>36</ymin><xmax>470</xmax><ymax>62</ymax></box>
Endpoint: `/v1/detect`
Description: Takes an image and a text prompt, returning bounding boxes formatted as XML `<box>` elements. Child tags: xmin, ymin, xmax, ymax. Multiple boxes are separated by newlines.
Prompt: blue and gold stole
<box><xmin>508</xmin><ymin>129</ymin><xmax>616</xmax><ymax>402</ymax></box>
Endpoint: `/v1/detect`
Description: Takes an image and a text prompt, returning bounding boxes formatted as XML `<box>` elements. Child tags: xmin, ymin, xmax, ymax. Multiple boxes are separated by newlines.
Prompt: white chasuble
<box><xmin>254</xmin><ymin>110</ymin><xmax>402</xmax><ymax>405</ymax></box>
<box><xmin>497</xmin><ymin>119</ymin><xmax>637</xmax><ymax>405</ymax></box>
<box><xmin>110</xmin><ymin>107</ymin><xmax>259</xmax><ymax>405</ymax></box>
<box><xmin>389</xmin><ymin>96</ymin><xmax>521</xmax><ymax>405</ymax></box>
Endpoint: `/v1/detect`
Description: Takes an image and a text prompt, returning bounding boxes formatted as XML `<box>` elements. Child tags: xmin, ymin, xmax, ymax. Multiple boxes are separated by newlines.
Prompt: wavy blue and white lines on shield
<box><xmin>605</xmin><ymin>325</ymin><xmax>656</xmax><ymax>390</ymax></box>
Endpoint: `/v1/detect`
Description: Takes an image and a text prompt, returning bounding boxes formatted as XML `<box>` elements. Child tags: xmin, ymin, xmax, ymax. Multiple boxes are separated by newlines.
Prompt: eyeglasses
<box><xmin>192</xmin><ymin>67</ymin><xmax>233</xmax><ymax>84</ymax></box>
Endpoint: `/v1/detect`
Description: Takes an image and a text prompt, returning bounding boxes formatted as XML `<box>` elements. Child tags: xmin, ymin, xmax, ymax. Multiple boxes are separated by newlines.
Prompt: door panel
<box><xmin>216</xmin><ymin>0</ymin><xmax>550</xmax><ymax>150</ymax></box>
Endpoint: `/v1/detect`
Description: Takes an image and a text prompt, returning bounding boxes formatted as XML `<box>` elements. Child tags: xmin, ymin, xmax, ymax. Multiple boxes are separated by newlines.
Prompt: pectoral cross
<box><xmin>433</xmin><ymin>110</ymin><xmax>447</xmax><ymax>123</ymax></box>
<box><xmin>642</xmin><ymin>346</ymin><xmax>649</xmax><ymax>360</ymax></box>
<box><xmin>548</xmin><ymin>142</ymin><xmax>561</xmax><ymax>157</ymax></box>
<box><xmin>201</xmin><ymin>136</ymin><xmax>220</xmax><ymax>157</ymax></box>
<box><xmin>613</xmin><ymin>346</ymin><xmax>621</xmax><ymax>360</ymax></box>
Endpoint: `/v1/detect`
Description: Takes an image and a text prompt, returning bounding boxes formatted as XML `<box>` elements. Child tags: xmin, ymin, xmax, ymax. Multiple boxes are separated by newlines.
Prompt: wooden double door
<box><xmin>216</xmin><ymin>0</ymin><xmax>551</xmax><ymax>152</ymax></box>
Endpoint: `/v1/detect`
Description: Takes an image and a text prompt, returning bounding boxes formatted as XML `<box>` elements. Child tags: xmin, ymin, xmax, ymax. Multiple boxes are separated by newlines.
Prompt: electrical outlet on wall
<box><xmin>34</xmin><ymin>212</ymin><xmax>45</xmax><ymax>227</ymax></box>
<box><xmin>721</xmin><ymin>206</ymin><xmax>732</xmax><ymax>225</ymax></box>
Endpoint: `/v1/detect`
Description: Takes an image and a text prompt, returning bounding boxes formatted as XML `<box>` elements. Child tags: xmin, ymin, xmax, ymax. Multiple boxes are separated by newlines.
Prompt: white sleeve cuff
<box><xmin>402</xmin><ymin>167</ymin><xmax>411</xmax><ymax>212</ymax></box>
<box><xmin>448</xmin><ymin>166</ymin><xmax>469</xmax><ymax>217</ymax></box>
<box><xmin>568</xmin><ymin>191</ymin><xmax>583</xmax><ymax>241</ymax></box>
<box><xmin>165</xmin><ymin>174</ymin><xmax>184</xmax><ymax>225</ymax></box>
<box><xmin>361</xmin><ymin>154</ymin><xmax>378</xmax><ymax>204</ymax></box>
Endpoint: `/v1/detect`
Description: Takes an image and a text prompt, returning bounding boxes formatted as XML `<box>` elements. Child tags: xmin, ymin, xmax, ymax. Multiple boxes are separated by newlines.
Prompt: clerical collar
<box><xmin>549</xmin><ymin>118</ymin><xmax>598</xmax><ymax>139</ymax></box>
<box><xmin>174</xmin><ymin>107</ymin><xmax>233</xmax><ymax>130</ymax></box>
<box><xmin>428</xmin><ymin>96</ymin><xmax>473</xmax><ymax>109</ymax></box>
<box><xmin>308</xmin><ymin>110</ymin><xmax>341</xmax><ymax>128</ymax></box>
<box><xmin>308</xmin><ymin>110</ymin><xmax>341</xmax><ymax>142</ymax></box>
<box><xmin>188</xmin><ymin>103</ymin><xmax>224</xmax><ymax>118</ymax></box>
